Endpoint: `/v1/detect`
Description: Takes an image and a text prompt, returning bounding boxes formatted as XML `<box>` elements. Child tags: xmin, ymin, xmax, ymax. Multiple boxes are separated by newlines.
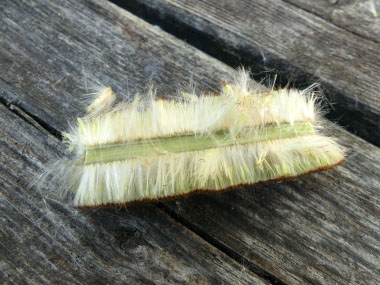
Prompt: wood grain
<box><xmin>1</xmin><ymin>0</ymin><xmax>380</xmax><ymax>284</ymax></box>
<box><xmin>0</xmin><ymin>0</ymin><xmax>267</xmax><ymax>283</ymax></box>
<box><xmin>0</xmin><ymin>102</ymin><xmax>266</xmax><ymax>284</ymax></box>
<box><xmin>163</xmin><ymin>122</ymin><xmax>380</xmax><ymax>284</ymax></box>
<box><xmin>284</xmin><ymin>0</ymin><xmax>380</xmax><ymax>43</ymax></box>
<box><xmin>119</xmin><ymin>0</ymin><xmax>380</xmax><ymax>146</ymax></box>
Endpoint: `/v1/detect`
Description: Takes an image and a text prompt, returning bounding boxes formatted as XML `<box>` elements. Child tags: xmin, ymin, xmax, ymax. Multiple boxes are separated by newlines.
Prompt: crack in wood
<box><xmin>157</xmin><ymin>202</ymin><xmax>287</xmax><ymax>285</ymax></box>
<box><xmin>112</xmin><ymin>0</ymin><xmax>380</xmax><ymax>147</ymax></box>
<box><xmin>0</xmin><ymin>96</ymin><xmax>62</xmax><ymax>141</ymax></box>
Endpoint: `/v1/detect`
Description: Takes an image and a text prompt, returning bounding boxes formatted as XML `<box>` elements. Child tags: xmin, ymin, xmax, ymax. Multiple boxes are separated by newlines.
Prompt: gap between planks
<box><xmin>0</xmin><ymin>95</ymin><xmax>274</xmax><ymax>284</ymax></box>
<box><xmin>1</xmin><ymin>2</ymin><xmax>376</xmax><ymax>283</ymax></box>
<box><xmin>113</xmin><ymin>0</ymin><xmax>380</xmax><ymax>147</ymax></box>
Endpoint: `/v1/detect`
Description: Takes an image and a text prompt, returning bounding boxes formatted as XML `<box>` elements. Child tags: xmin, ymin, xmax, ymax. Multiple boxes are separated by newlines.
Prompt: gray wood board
<box><xmin>0</xmin><ymin>0</ymin><xmax>269</xmax><ymax>284</ymax></box>
<box><xmin>283</xmin><ymin>0</ymin><xmax>380</xmax><ymax>43</ymax></box>
<box><xmin>0</xmin><ymin>0</ymin><xmax>380</xmax><ymax>284</ymax></box>
<box><xmin>0</xmin><ymin>100</ymin><xmax>265</xmax><ymax>283</ymax></box>
<box><xmin>119</xmin><ymin>0</ymin><xmax>380</xmax><ymax>146</ymax></box>
<box><xmin>163</xmin><ymin>122</ymin><xmax>380</xmax><ymax>284</ymax></box>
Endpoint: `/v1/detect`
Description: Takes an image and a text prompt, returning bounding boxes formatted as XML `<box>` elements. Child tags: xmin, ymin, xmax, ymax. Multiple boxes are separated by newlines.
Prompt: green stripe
<box><xmin>84</xmin><ymin>122</ymin><xmax>315</xmax><ymax>165</ymax></box>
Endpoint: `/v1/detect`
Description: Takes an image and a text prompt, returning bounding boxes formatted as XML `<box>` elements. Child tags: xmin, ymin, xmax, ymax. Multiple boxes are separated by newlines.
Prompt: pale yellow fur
<box><xmin>57</xmin><ymin>70</ymin><xmax>344</xmax><ymax>207</ymax></box>
<box><xmin>65</xmin><ymin>84</ymin><xmax>317</xmax><ymax>148</ymax></box>
<box><xmin>73</xmin><ymin>135</ymin><xmax>343</xmax><ymax>206</ymax></box>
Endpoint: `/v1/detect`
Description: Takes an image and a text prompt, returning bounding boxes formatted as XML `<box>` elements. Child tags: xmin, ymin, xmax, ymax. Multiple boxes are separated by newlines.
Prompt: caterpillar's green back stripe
<box><xmin>84</xmin><ymin>122</ymin><xmax>315</xmax><ymax>165</ymax></box>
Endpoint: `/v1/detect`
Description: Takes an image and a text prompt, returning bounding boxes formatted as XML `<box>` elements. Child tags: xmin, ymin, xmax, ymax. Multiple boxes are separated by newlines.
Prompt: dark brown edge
<box><xmin>77</xmin><ymin>159</ymin><xmax>344</xmax><ymax>210</ymax></box>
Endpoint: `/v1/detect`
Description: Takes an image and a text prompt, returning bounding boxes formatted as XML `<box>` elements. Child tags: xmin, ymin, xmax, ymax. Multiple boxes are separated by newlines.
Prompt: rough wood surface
<box><xmin>119</xmin><ymin>0</ymin><xmax>380</xmax><ymax>146</ymax></box>
<box><xmin>163</xmin><ymin>122</ymin><xmax>380</xmax><ymax>284</ymax></box>
<box><xmin>1</xmin><ymin>0</ymin><xmax>380</xmax><ymax>284</ymax></box>
<box><xmin>0</xmin><ymin>0</ymin><xmax>266</xmax><ymax>284</ymax></box>
<box><xmin>284</xmin><ymin>0</ymin><xmax>380</xmax><ymax>43</ymax></box>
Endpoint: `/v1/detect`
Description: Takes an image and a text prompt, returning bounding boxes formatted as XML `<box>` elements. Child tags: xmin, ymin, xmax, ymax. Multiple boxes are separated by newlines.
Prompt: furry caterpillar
<box><xmin>56</xmin><ymin>70</ymin><xmax>344</xmax><ymax>207</ymax></box>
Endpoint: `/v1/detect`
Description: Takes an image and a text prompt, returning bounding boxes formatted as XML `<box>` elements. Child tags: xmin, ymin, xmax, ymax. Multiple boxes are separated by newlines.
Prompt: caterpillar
<box><xmin>51</xmin><ymin>70</ymin><xmax>345</xmax><ymax>208</ymax></box>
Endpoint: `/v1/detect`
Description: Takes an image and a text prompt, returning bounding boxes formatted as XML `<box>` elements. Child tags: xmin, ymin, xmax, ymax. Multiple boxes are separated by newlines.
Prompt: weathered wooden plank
<box><xmin>0</xmin><ymin>0</ymin><xmax>236</xmax><ymax>134</ymax></box>
<box><xmin>163</xmin><ymin>122</ymin><xmax>380</xmax><ymax>284</ymax></box>
<box><xmin>0</xmin><ymin>0</ymin><xmax>269</xmax><ymax>284</ymax></box>
<box><xmin>119</xmin><ymin>0</ymin><xmax>380</xmax><ymax>146</ymax></box>
<box><xmin>1</xmin><ymin>0</ymin><xmax>380</xmax><ymax>284</ymax></box>
<box><xmin>283</xmin><ymin>0</ymin><xmax>380</xmax><ymax>43</ymax></box>
<box><xmin>0</xmin><ymin>103</ymin><xmax>266</xmax><ymax>284</ymax></box>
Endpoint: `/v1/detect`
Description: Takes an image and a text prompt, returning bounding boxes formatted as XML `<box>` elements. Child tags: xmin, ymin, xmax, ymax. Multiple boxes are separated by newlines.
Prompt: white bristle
<box><xmin>47</xmin><ymin>70</ymin><xmax>344</xmax><ymax>207</ymax></box>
